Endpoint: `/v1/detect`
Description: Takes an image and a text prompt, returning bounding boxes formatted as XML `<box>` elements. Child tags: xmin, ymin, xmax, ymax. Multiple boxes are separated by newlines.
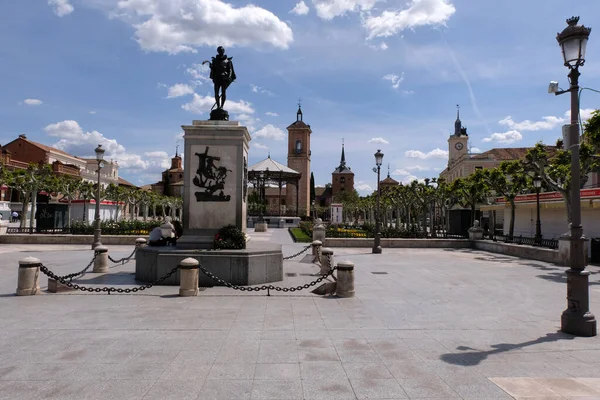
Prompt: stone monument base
<box><xmin>135</xmin><ymin>241</ymin><xmax>283</xmax><ymax>286</ymax></box>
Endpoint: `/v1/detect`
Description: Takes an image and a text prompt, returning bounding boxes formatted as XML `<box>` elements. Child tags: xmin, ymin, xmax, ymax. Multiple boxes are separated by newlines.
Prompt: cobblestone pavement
<box><xmin>2</xmin><ymin>232</ymin><xmax>600</xmax><ymax>399</ymax></box>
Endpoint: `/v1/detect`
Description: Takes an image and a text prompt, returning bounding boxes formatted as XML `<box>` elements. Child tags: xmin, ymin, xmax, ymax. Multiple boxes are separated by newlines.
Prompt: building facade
<box><xmin>151</xmin><ymin>150</ymin><xmax>184</xmax><ymax>198</ymax></box>
<box><xmin>331</xmin><ymin>143</ymin><xmax>354</xmax><ymax>200</ymax></box>
<box><xmin>286</xmin><ymin>106</ymin><xmax>311</xmax><ymax>216</ymax></box>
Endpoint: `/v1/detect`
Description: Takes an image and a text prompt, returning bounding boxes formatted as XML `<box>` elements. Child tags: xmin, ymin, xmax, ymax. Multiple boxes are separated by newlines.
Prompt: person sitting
<box><xmin>148</xmin><ymin>226</ymin><xmax>167</xmax><ymax>247</ymax></box>
<box><xmin>160</xmin><ymin>218</ymin><xmax>177</xmax><ymax>246</ymax></box>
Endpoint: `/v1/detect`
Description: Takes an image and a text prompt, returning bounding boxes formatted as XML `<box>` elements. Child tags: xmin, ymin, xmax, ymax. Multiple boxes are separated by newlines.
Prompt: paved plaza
<box><xmin>3</xmin><ymin>232</ymin><xmax>600</xmax><ymax>399</ymax></box>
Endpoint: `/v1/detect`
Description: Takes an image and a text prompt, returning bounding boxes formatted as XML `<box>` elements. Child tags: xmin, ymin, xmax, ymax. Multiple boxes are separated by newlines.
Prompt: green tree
<box><xmin>524</xmin><ymin>109</ymin><xmax>600</xmax><ymax>223</ymax></box>
<box><xmin>56</xmin><ymin>175</ymin><xmax>82</xmax><ymax>228</ymax></box>
<box><xmin>450</xmin><ymin>169</ymin><xmax>489</xmax><ymax>226</ymax></box>
<box><xmin>484</xmin><ymin>161</ymin><xmax>528</xmax><ymax>239</ymax></box>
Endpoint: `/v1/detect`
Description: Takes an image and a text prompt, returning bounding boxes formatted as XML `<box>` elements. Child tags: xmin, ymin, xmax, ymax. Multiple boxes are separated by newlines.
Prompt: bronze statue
<box><xmin>202</xmin><ymin>46</ymin><xmax>236</xmax><ymax>120</ymax></box>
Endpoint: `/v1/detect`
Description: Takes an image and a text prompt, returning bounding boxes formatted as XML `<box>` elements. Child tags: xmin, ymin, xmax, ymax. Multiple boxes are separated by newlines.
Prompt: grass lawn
<box><xmin>289</xmin><ymin>227</ymin><xmax>312</xmax><ymax>243</ymax></box>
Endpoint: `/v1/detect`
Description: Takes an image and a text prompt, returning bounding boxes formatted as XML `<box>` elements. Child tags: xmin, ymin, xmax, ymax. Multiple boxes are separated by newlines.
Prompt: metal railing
<box><xmin>486</xmin><ymin>234</ymin><xmax>559</xmax><ymax>250</ymax></box>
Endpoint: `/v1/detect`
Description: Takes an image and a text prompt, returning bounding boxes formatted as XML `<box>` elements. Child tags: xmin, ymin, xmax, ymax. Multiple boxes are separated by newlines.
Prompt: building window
<box><xmin>340</xmin><ymin>177</ymin><xmax>346</xmax><ymax>184</ymax></box>
<box><xmin>295</xmin><ymin>140</ymin><xmax>302</xmax><ymax>154</ymax></box>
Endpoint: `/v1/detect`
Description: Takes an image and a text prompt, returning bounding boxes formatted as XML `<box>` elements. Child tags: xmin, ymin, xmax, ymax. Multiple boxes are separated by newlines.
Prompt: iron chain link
<box><xmin>56</xmin><ymin>253</ymin><xmax>97</xmax><ymax>282</ymax></box>
<box><xmin>197</xmin><ymin>264</ymin><xmax>337</xmax><ymax>294</ymax></box>
<box><xmin>108</xmin><ymin>247</ymin><xmax>138</xmax><ymax>265</ymax></box>
<box><xmin>38</xmin><ymin>263</ymin><xmax>179</xmax><ymax>295</ymax></box>
<box><xmin>282</xmin><ymin>244</ymin><xmax>312</xmax><ymax>260</ymax></box>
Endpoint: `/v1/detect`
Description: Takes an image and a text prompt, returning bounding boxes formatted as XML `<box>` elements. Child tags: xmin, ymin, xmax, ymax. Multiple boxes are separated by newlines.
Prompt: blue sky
<box><xmin>1</xmin><ymin>0</ymin><xmax>599</xmax><ymax>193</ymax></box>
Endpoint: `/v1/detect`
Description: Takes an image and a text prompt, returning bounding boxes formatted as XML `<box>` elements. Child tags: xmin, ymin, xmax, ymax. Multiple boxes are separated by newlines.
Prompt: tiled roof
<box><xmin>469</xmin><ymin>146</ymin><xmax>557</xmax><ymax>161</ymax></box>
<box><xmin>22</xmin><ymin>137</ymin><xmax>75</xmax><ymax>158</ymax></box>
<box><xmin>381</xmin><ymin>176</ymin><xmax>399</xmax><ymax>185</ymax></box>
<box><xmin>118</xmin><ymin>177</ymin><xmax>137</xmax><ymax>188</ymax></box>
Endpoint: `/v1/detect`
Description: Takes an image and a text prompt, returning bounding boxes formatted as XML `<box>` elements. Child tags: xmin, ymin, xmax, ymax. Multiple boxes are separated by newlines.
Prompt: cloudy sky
<box><xmin>1</xmin><ymin>0</ymin><xmax>599</xmax><ymax>193</ymax></box>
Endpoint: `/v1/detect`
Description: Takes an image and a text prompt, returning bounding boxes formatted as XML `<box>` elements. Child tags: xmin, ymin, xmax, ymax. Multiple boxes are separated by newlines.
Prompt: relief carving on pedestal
<box><xmin>193</xmin><ymin>146</ymin><xmax>232</xmax><ymax>202</ymax></box>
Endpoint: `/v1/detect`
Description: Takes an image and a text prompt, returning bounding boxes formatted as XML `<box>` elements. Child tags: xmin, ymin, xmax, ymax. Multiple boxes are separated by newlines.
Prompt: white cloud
<box><xmin>406</xmin><ymin>165</ymin><xmax>431</xmax><ymax>171</ymax></box>
<box><xmin>470</xmin><ymin>147</ymin><xmax>482</xmax><ymax>153</ymax></box>
<box><xmin>402</xmin><ymin>90</ymin><xmax>415</xmax><ymax>95</ymax></box>
<box><xmin>253</xmin><ymin>143</ymin><xmax>269</xmax><ymax>150</ymax></box>
<box><xmin>265</xmin><ymin>112</ymin><xmax>278</xmax><ymax>117</ymax></box>
<box><xmin>566</xmin><ymin>108</ymin><xmax>596</xmax><ymax>122</ymax></box>
<box><xmin>185</xmin><ymin>63</ymin><xmax>210</xmax><ymax>80</ymax></box>
<box><xmin>380</xmin><ymin>42</ymin><xmax>388</xmax><ymax>50</ymax></box>
<box><xmin>383</xmin><ymin>73</ymin><xmax>404</xmax><ymax>89</ymax></box>
<box><xmin>291</xmin><ymin>1</ymin><xmax>310</xmax><ymax>15</ymax></box>
<box><xmin>355</xmin><ymin>181</ymin><xmax>373</xmax><ymax>194</ymax></box>
<box><xmin>22</xmin><ymin>99</ymin><xmax>43</xmax><ymax>106</ymax></box>
<box><xmin>364</xmin><ymin>0</ymin><xmax>456</xmax><ymax>39</ymax></box>
<box><xmin>313</xmin><ymin>0</ymin><xmax>378</xmax><ymax>20</ymax></box>
<box><xmin>392</xmin><ymin>169</ymin><xmax>411</xmax><ymax>176</ymax></box>
<box><xmin>44</xmin><ymin>120</ymin><xmax>169</xmax><ymax>172</ymax></box>
<box><xmin>482</xmin><ymin>130</ymin><xmax>523</xmax><ymax>144</ymax></box>
<box><xmin>253</xmin><ymin>124</ymin><xmax>285</xmax><ymax>141</ymax></box>
<box><xmin>368</xmin><ymin>137</ymin><xmax>389</xmax><ymax>145</ymax></box>
<box><xmin>405</xmin><ymin>148</ymin><xmax>448</xmax><ymax>159</ymax></box>
<box><xmin>181</xmin><ymin>93</ymin><xmax>255</xmax><ymax>115</ymax></box>
<box><xmin>166</xmin><ymin>83</ymin><xmax>194</xmax><ymax>98</ymax></box>
<box><xmin>48</xmin><ymin>0</ymin><xmax>74</xmax><ymax>17</ymax></box>
<box><xmin>499</xmin><ymin>115</ymin><xmax>564</xmax><ymax>131</ymax></box>
<box><xmin>89</xmin><ymin>111</ymin><xmax>97</xmax><ymax>115</ymax></box>
<box><xmin>250</xmin><ymin>84</ymin><xmax>274</xmax><ymax>96</ymax></box>
<box><xmin>116</xmin><ymin>0</ymin><xmax>293</xmax><ymax>54</ymax></box>
<box><xmin>400</xmin><ymin>175</ymin><xmax>420</xmax><ymax>185</ymax></box>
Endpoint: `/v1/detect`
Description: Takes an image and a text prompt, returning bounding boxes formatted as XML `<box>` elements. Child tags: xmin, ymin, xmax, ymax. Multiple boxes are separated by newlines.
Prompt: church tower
<box><xmin>286</xmin><ymin>104</ymin><xmax>311</xmax><ymax>216</ymax></box>
<box><xmin>331</xmin><ymin>141</ymin><xmax>354</xmax><ymax>199</ymax></box>
<box><xmin>448</xmin><ymin>105</ymin><xmax>469</xmax><ymax>166</ymax></box>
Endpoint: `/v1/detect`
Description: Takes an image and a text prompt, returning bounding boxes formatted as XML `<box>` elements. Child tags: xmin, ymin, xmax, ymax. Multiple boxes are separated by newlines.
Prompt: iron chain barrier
<box><xmin>283</xmin><ymin>244</ymin><xmax>312</xmax><ymax>260</ymax></box>
<box><xmin>198</xmin><ymin>252</ymin><xmax>335</xmax><ymax>296</ymax></box>
<box><xmin>38</xmin><ymin>263</ymin><xmax>179</xmax><ymax>294</ymax></box>
<box><xmin>56</xmin><ymin>253</ymin><xmax>97</xmax><ymax>282</ymax></box>
<box><xmin>108</xmin><ymin>247</ymin><xmax>138</xmax><ymax>265</ymax></box>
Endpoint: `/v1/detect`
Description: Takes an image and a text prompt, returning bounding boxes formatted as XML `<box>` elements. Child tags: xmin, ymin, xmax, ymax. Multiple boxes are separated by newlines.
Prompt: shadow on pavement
<box><xmin>440</xmin><ymin>331</ymin><xmax>574</xmax><ymax>366</ymax></box>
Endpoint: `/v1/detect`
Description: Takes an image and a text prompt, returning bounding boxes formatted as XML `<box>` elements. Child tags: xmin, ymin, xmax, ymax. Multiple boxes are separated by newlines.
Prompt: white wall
<box><xmin>70</xmin><ymin>202</ymin><xmax>118</xmax><ymax>223</ymax></box>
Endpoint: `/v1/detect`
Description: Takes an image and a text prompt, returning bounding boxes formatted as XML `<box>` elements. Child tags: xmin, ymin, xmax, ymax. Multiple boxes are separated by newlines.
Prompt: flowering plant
<box><xmin>213</xmin><ymin>225</ymin><xmax>246</xmax><ymax>250</ymax></box>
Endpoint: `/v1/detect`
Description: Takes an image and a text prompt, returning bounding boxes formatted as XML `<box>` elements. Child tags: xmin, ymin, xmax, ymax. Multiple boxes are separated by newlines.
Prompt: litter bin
<box><xmin>591</xmin><ymin>238</ymin><xmax>600</xmax><ymax>264</ymax></box>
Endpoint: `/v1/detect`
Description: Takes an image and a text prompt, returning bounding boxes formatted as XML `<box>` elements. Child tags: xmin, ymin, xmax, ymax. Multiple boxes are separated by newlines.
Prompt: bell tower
<box><xmin>286</xmin><ymin>103</ymin><xmax>311</xmax><ymax>216</ymax></box>
<box><xmin>448</xmin><ymin>105</ymin><xmax>468</xmax><ymax>166</ymax></box>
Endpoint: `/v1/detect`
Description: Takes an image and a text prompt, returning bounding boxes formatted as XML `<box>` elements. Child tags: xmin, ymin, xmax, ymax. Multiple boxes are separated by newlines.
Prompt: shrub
<box><xmin>299</xmin><ymin>221</ymin><xmax>313</xmax><ymax>237</ymax></box>
<box><xmin>213</xmin><ymin>225</ymin><xmax>246</xmax><ymax>250</ymax></box>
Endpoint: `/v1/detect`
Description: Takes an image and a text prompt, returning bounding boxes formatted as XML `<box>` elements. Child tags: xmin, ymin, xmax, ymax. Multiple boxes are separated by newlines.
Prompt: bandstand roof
<box><xmin>248</xmin><ymin>156</ymin><xmax>301</xmax><ymax>180</ymax></box>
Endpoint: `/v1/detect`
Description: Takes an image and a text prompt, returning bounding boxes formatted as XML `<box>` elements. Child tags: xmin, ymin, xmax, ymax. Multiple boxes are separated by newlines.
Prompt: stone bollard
<box><xmin>320</xmin><ymin>248</ymin><xmax>334</xmax><ymax>275</ymax></box>
<box><xmin>311</xmin><ymin>240</ymin><xmax>322</xmax><ymax>260</ymax></box>
<box><xmin>135</xmin><ymin>238</ymin><xmax>147</xmax><ymax>248</ymax></box>
<box><xmin>179</xmin><ymin>258</ymin><xmax>199</xmax><ymax>297</ymax></box>
<box><xmin>312</xmin><ymin>223</ymin><xmax>326</xmax><ymax>243</ymax></box>
<box><xmin>17</xmin><ymin>257</ymin><xmax>41</xmax><ymax>296</ymax></box>
<box><xmin>336</xmin><ymin>260</ymin><xmax>355</xmax><ymax>298</ymax></box>
<box><xmin>92</xmin><ymin>245</ymin><xmax>109</xmax><ymax>273</ymax></box>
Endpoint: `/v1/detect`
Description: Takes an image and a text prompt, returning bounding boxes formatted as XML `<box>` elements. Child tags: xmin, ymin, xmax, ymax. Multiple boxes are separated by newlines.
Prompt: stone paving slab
<box><xmin>2</xmin><ymin>231</ymin><xmax>600</xmax><ymax>399</ymax></box>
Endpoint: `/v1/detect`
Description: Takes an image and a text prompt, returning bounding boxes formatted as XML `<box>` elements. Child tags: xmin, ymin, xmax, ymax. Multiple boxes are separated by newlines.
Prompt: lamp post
<box><xmin>372</xmin><ymin>149</ymin><xmax>384</xmax><ymax>254</ymax></box>
<box><xmin>486</xmin><ymin>195</ymin><xmax>496</xmax><ymax>240</ymax></box>
<box><xmin>533</xmin><ymin>175</ymin><xmax>543</xmax><ymax>244</ymax></box>
<box><xmin>554</xmin><ymin>16</ymin><xmax>596</xmax><ymax>336</ymax></box>
<box><xmin>92</xmin><ymin>144</ymin><xmax>105</xmax><ymax>250</ymax></box>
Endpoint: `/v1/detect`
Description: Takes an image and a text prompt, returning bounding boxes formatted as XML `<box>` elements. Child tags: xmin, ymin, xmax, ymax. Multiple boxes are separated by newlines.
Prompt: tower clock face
<box><xmin>455</xmin><ymin>142</ymin><xmax>464</xmax><ymax>150</ymax></box>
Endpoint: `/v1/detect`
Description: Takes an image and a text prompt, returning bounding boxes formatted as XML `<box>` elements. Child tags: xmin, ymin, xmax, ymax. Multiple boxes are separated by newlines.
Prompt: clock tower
<box><xmin>448</xmin><ymin>105</ymin><xmax>468</xmax><ymax>166</ymax></box>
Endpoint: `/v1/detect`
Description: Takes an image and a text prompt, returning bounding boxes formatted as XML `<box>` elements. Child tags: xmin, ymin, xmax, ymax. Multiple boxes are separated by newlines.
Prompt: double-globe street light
<box><xmin>372</xmin><ymin>149</ymin><xmax>384</xmax><ymax>254</ymax></box>
<box><xmin>92</xmin><ymin>144</ymin><xmax>105</xmax><ymax>250</ymax></box>
<box><xmin>532</xmin><ymin>175</ymin><xmax>543</xmax><ymax>245</ymax></box>
<box><xmin>553</xmin><ymin>16</ymin><xmax>596</xmax><ymax>336</ymax></box>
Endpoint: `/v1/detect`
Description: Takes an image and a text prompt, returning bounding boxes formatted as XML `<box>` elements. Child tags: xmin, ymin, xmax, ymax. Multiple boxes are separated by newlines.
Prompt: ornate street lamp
<box><xmin>92</xmin><ymin>144</ymin><xmax>105</xmax><ymax>250</ymax></box>
<box><xmin>372</xmin><ymin>149</ymin><xmax>384</xmax><ymax>254</ymax></box>
<box><xmin>532</xmin><ymin>175</ymin><xmax>543</xmax><ymax>244</ymax></box>
<box><xmin>554</xmin><ymin>16</ymin><xmax>596</xmax><ymax>337</ymax></box>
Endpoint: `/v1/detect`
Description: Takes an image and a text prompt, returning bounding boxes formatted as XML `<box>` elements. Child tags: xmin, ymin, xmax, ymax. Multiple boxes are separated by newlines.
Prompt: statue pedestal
<box><xmin>177</xmin><ymin>120</ymin><xmax>250</xmax><ymax>249</ymax></box>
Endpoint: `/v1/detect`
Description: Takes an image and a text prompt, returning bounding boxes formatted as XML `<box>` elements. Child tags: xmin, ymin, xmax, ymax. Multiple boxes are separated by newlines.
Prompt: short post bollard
<box><xmin>320</xmin><ymin>248</ymin><xmax>334</xmax><ymax>275</ymax></box>
<box><xmin>336</xmin><ymin>260</ymin><xmax>355</xmax><ymax>298</ymax></box>
<box><xmin>92</xmin><ymin>245</ymin><xmax>109</xmax><ymax>273</ymax></box>
<box><xmin>135</xmin><ymin>238</ymin><xmax>147</xmax><ymax>248</ymax></box>
<box><xmin>17</xmin><ymin>257</ymin><xmax>41</xmax><ymax>296</ymax></box>
<box><xmin>312</xmin><ymin>223</ymin><xmax>326</xmax><ymax>243</ymax></box>
<box><xmin>179</xmin><ymin>258</ymin><xmax>199</xmax><ymax>297</ymax></box>
<box><xmin>311</xmin><ymin>240</ymin><xmax>322</xmax><ymax>257</ymax></box>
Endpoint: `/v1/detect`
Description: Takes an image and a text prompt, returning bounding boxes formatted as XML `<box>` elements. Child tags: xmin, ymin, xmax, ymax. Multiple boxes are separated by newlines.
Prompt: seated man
<box><xmin>160</xmin><ymin>217</ymin><xmax>177</xmax><ymax>246</ymax></box>
<box><xmin>148</xmin><ymin>226</ymin><xmax>166</xmax><ymax>247</ymax></box>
